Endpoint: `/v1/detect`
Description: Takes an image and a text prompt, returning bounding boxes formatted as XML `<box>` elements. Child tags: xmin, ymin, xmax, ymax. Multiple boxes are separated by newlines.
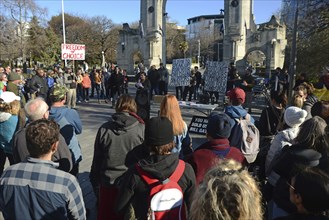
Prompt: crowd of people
<box><xmin>0</xmin><ymin>61</ymin><xmax>329</xmax><ymax>220</ymax></box>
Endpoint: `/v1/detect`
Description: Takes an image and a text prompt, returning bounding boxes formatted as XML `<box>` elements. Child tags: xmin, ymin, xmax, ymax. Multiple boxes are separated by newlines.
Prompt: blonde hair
<box><xmin>9</xmin><ymin>100</ymin><xmax>20</xmax><ymax>115</ymax></box>
<box><xmin>190</xmin><ymin>159</ymin><xmax>263</xmax><ymax>220</ymax></box>
<box><xmin>293</xmin><ymin>94</ymin><xmax>304</xmax><ymax>108</ymax></box>
<box><xmin>159</xmin><ymin>95</ymin><xmax>185</xmax><ymax>135</ymax></box>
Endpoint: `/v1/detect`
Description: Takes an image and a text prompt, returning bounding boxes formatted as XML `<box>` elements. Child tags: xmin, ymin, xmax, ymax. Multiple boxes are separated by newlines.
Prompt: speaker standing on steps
<box><xmin>135</xmin><ymin>72</ymin><xmax>151</xmax><ymax>122</ymax></box>
<box><xmin>135</xmin><ymin>88</ymin><xmax>150</xmax><ymax>122</ymax></box>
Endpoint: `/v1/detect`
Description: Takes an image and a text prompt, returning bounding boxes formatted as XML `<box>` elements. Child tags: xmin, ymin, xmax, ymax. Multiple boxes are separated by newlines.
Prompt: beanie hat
<box><xmin>207</xmin><ymin>112</ymin><xmax>232</xmax><ymax>138</ymax></box>
<box><xmin>145</xmin><ymin>117</ymin><xmax>174</xmax><ymax>146</ymax></box>
<box><xmin>227</xmin><ymin>88</ymin><xmax>245</xmax><ymax>103</ymax></box>
<box><xmin>0</xmin><ymin>91</ymin><xmax>21</xmax><ymax>103</ymax></box>
<box><xmin>284</xmin><ymin>106</ymin><xmax>307</xmax><ymax>128</ymax></box>
<box><xmin>7</xmin><ymin>73</ymin><xmax>21</xmax><ymax>81</ymax></box>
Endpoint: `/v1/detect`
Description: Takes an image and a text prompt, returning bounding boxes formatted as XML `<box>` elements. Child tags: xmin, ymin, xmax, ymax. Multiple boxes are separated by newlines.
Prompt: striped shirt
<box><xmin>0</xmin><ymin>157</ymin><xmax>86</xmax><ymax>220</ymax></box>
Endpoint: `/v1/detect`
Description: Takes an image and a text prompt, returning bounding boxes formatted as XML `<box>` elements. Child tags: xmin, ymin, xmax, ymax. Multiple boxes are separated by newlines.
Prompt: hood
<box><xmin>138</xmin><ymin>153</ymin><xmax>179</xmax><ymax>181</ymax></box>
<box><xmin>0</xmin><ymin>112</ymin><xmax>11</xmax><ymax>122</ymax></box>
<box><xmin>111</xmin><ymin>112</ymin><xmax>139</xmax><ymax>135</ymax></box>
<box><xmin>49</xmin><ymin>106</ymin><xmax>69</xmax><ymax>121</ymax></box>
<box><xmin>225</xmin><ymin>105</ymin><xmax>248</xmax><ymax>119</ymax></box>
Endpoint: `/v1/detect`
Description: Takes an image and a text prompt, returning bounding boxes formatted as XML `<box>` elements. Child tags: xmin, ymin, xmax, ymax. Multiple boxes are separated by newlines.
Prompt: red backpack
<box><xmin>135</xmin><ymin>160</ymin><xmax>186</xmax><ymax>220</ymax></box>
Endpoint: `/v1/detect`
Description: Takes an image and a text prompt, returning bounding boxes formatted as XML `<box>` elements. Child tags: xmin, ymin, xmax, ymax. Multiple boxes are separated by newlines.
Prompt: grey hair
<box><xmin>24</xmin><ymin>98</ymin><xmax>48</xmax><ymax>121</ymax></box>
<box><xmin>295</xmin><ymin>116</ymin><xmax>328</xmax><ymax>151</ymax></box>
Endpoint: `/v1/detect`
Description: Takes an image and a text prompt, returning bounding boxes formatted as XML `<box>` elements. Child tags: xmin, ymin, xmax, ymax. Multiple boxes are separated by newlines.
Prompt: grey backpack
<box><xmin>229</xmin><ymin>114</ymin><xmax>260</xmax><ymax>163</ymax></box>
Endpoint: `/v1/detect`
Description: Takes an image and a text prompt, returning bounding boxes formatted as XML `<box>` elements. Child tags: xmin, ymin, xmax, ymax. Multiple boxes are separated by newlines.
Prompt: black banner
<box><xmin>188</xmin><ymin>116</ymin><xmax>208</xmax><ymax>134</ymax></box>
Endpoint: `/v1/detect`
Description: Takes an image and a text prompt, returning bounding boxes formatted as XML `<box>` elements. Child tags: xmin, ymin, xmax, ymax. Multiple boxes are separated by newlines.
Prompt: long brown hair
<box><xmin>159</xmin><ymin>95</ymin><xmax>185</xmax><ymax>135</ymax></box>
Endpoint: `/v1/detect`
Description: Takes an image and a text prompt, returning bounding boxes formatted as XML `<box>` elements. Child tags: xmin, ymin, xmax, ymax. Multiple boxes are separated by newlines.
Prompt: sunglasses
<box><xmin>286</xmin><ymin>181</ymin><xmax>296</xmax><ymax>191</ymax></box>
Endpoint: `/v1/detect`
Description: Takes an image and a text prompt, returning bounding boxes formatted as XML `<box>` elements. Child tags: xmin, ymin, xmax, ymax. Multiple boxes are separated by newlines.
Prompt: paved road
<box><xmin>1</xmin><ymin>84</ymin><xmax>266</xmax><ymax>220</ymax></box>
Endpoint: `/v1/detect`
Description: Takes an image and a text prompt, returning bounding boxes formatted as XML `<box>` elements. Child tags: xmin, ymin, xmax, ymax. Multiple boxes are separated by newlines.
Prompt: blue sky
<box><xmin>36</xmin><ymin>0</ymin><xmax>282</xmax><ymax>26</ymax></box>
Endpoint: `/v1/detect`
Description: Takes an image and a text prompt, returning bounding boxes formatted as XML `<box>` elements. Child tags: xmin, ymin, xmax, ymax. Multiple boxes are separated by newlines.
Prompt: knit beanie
<box><xmin>145</xmin><ymin>117</ymin><xmax>174</xmax><ymax>146</ymax></box>
<box><xmin>284</xmin><ymin>106</ymin><xmax>307</xmax><ymax>128</ymax></box>
<box><xmin>207</xmin><ymin>112</ymin><xmax>232</xmax><ymax>138</ymax></box>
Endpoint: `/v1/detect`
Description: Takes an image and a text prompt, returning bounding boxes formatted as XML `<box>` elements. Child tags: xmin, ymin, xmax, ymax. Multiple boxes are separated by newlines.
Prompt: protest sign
<box><xmin>61</xmin><ymin>44</ymin><xmax>85</xmax><ymax>60</ymax></box>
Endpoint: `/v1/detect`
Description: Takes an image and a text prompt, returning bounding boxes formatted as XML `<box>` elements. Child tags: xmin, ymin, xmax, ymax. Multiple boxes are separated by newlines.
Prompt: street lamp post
<box><xmin>197</xmin><ymin>39</ymin><xmax>200</xmax><ymax>67</ymax></box>
<box><xmin>288</xmin><ymin>0</ymin><xmax>299</xmax><ymax>103</ymax></box>
<box><xmin>61</xmin><ymin>0</ymin><xmax>67</xmax><ymax>67</ymax></box>
<box><xmin>101</xmin><ymin>51</ymin><xmax>105</xmax><ymax>68</ymax></box>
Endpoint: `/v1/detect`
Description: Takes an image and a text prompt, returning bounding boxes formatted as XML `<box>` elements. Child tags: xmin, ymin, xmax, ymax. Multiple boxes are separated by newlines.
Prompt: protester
<box><xmin>64</xmin><ymin>67</ymin><xmax>77</xmax><ymax>109</ymax></box>
<box><xmin>0</xmin><ymin>119</ymin><xmax>86</xmax><ymax>219</ymax></box>
<box><xmin>0</xmin><ymin>92</ymin><xmax>22</xmax><ymax>176</ymax></box>
<box><xmin>295</xmin><ymin>82</ymin><xmax>318</xmax><ymax>120</ymax></box>
<box><xmin>82</xmin><ymin>71</ymin><xmax>91</xmax><ymax>102</ymax></box>
<box><xmin>194</xmin><ymin>66</ymin><xmax>202</xmax><ymax>100</ymax></box>
<box><xmin>311</xmin><ymin>100</ymin><xmax>329</xmax><ymax>124</ymax></box>
<box><xmin>160</xmin><ymin>94</ymin><xmax>192</xmax><ymax>158</ymax></box>
<box><xmin>275</xmin><ymin>167</ymin><xmax>329</xmax><ymax>220</ymax></box>
<box><xmin>254</xmin><ymin>90</ymin><xmax>287</xmax><ymax>180</ymax></box>
<box><xmin>28</xmin><ymin>68</ymin><xmax>48</xmax><ymax>100</ymax></box>
<box><xmin>183</xmin><ymin>69</ymin><xmax>196</xmax><ymax>101</ymax></box>
<box><xmin>158</xmin><ymin>63</ymin><xmax>169</xmax><ymax>95</ymax></box>
<box><xmin>265</xmin><ymin>106</ymin><xmax>307</xmax><ymax>189</ymax></box>
<box><xmin>186</xmin><ymin>112</ymin><xmax>245</xmax><ymax>185</ymax></box>
<box><xmin>147</xmin><ymin>65</ymin><xmax>160</xmax><ymax>99</ymax></box>
<box><xmin>0</xmin><ymin>73</ymin><xmax>8</xmax><ymax>95</ymax></box>
<box><xmin>190</xmin><ymin>159</ymin><xmax>263</xmax><ymax>220</ymax></box>
<box><xmin>224</xmin><ymin>87</ymin><xmax>255</xmax><ymax>128</ymax></box>
<box><xmin>116</xmin><ymin>117</ymin><xmax>196</xmax><ymax>219</ymax></box>
<box><xmin>90</xmin><ymin>94</ymin><xmax>145</xmax><ymax>220</ymax></box>
<box><xmin>269</xmin><ymin>116</ymin><xmax>329</xmax><ymax>219</ymax></box>
<box><xmin>12</xmin><ymin>97</ymin><xmax>72</xmax><ymax>172</ymax></box>
<box><xmin>49</xmin><ymin>85</ymin><xmax>83</xmax><ymax>176</ymax></box>
<box><xmin>108</xmin><ymin>66</ymin><xmax>124</xmax><ymax>107</ymax></box>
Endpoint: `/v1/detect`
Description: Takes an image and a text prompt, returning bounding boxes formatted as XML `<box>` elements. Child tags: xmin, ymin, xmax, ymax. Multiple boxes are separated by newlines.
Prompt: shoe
<box><xmin>98</xmin><ymin>100</ymin><xmax>101</xmax><ymax>104</ymax></box>
<box><xmin>105</xmin><ymin>99</ymin><xmax>109</xmax><ymax>103</ymax></box>
<box><xmin>77</xmin><ymin>100</ymin><xmax>81</xmax><ymax>103</ymax></box>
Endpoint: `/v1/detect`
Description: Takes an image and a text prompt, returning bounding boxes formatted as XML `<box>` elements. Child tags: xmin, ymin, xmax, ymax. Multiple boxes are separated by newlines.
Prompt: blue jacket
<box><xmin>49</xmin><ymin>107</ymin><xmax>82</xmax><ymax>164</ymax></box>
<box><xmin>0</xmin><ymin>113</ymin><xmax>18</xmax><ymax>154</ymax></box>
<box><xmin>224</xmin><ymin>105</ymin><xmax>255</xmax><ymax>128</ymax></box>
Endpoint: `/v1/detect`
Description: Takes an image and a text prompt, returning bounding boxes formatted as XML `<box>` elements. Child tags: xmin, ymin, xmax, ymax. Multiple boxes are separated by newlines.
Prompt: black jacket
<box><xmin>116</xmin><ymin>153</ymin><xmax>196</xmax><ymax>219</ymax></box>
<box><xmin>89</xmin><ymin>112</ymin><xmax>145</xmax><ymax>187</ymax></box>
<box><xmin>256</xmin><ymin>105</ymin><xmax>285</xmax><ymax>137</ymax></box>
<box><xmin>272</xmin><ymin>144</ymin><xmax>329</xmax><ymax>214</ymax></box>
<box><xmin>13</xmin><ymin>127</ymin><xmax>72</xmax><ymax>172</ymax></box>
<box><xmin>28</xmin><ymin>74</ymin><xmax>48</xmax><ymax>98</ymax></box>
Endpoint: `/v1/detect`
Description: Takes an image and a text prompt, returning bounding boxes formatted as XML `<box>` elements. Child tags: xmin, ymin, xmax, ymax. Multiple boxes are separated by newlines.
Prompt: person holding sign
<box><xmin>186</xmin><ymin>112</ymin><xmax>246</xmax><ymax>185</ymax></box>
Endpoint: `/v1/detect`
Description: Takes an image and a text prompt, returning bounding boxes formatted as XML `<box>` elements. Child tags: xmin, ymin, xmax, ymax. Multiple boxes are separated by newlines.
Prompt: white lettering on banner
<box><xmin>61</xmin><ymin>44</ymin><xmax>85</xmax><ymax>60</ymax></box>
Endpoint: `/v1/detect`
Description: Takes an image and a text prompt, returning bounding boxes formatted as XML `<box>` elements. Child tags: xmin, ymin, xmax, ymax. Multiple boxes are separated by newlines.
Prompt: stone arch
<box><xmin>244</xmin><ymin>48</ymin><xmax>267</xmax><ymax>68</ymax></box>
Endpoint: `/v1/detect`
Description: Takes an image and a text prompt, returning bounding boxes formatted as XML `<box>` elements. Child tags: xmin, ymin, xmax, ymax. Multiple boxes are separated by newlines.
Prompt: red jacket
<box><xmin>186</xmin><ymin>138</ymin><xmax>246</xmax><ymax>185</ymax></box>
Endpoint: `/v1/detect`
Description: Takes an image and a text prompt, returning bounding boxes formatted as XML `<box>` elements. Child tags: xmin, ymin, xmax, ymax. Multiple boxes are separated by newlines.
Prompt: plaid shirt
<box><xmin>0</xmin><ymin>157</ymin><xmax>86</xmax><ymax>220</ymax></box>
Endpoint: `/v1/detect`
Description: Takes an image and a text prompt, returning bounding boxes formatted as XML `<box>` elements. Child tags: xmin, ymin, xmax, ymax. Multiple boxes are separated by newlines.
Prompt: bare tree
<box><xmin>2</xmin><ymin>0</ymin><xmax>46</xmax><ymax>61</ymax></box>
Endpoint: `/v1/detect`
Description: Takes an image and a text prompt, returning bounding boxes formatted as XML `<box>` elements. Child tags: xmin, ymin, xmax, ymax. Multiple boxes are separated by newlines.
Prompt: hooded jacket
<box><xmin>0</xmin><ymin>112</ymin><xmax>18</xmax><ymax>154</ymax></box>
<box><xmin>116</xmin><ymin>153</ymin><xmax>196</xmax><ymax>219</ymax></box>
<box><xmin>224</xmin><ymin>105</ymin><xmax>255</xmax><ymax>128</ymax></box>
<box><xmin>89</xmin><ymin>112</ymin><xmax>145</xmax><ymax>188</ymax></box>
<box><xmin>186</xmin><ymin>138</ymin><xmax>245</xmax><ymax>185</ymax></box>
<box><xmin>49</xmin><ymin>106</ymin><xmax>82</xmax><ymax>164</ymax></box>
